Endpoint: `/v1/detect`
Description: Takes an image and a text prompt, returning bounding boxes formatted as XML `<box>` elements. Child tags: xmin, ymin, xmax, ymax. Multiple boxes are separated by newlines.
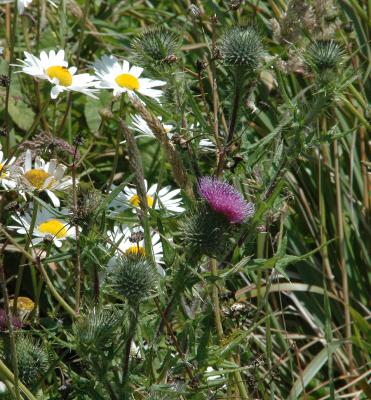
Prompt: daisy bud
<box><xmin>4</xmin><ymin>336</ymin><xmax>50</xmax><ymax>386</ymax></box>
<box><xmin>132</xmin><ymin>28</ymin><xmax>181</xmax><ymax>68</ymax></box>
<box><xmin>220</xmin><ymin>26</ymin><xmax>263</xmax><ymax>72</ymax></box>
<box><xmin>305</xmin><ymin>40</ymin><xmax>344</xmax><ymax>73</ymax></box>
<box><xmin>108</xmin><ymin>255</ymin><xmax>158</xmax><ymax>306</ymax></box>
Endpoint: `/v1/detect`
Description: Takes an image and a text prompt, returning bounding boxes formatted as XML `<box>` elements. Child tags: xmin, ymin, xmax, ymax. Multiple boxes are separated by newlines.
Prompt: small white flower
<box><xmin>110</xmin><ymin>180</ymin><xmax>184</xmax><ymax>214</ymax></box>
<box><xmin>107</xmin><ymin>225</ymin><xmax>165</xmax><ymax>276</ymax></box>
<box><xmin>12</xmin><ymin>150</ymin><xmax>72</xmax><ymax>207</ymax></box>
<box><xmin>0</xmin><ymin>145</ymin><xmax>17</xmax><ymax>190</ymax></box>
<box><xmin>129</xmin><ymin>114</ymin><xmax>173</xmax><ymax>139</ymax></box>
<box><xmin>189</xmin><ymin>123</ymin><xmax>216</xmax><ymax>152</ymax></box>
<box><xmin>14</xmin><ymin>49</ymin><xmax>98</xmax><ymax>99</ymax></box>
<box><xmin>93</xmin><ymin>55</ymin><xmax>165</xmax><ymax>99</ymax></box>
<box><xmin>17</xmin><ymin>0</ymin><xmax>32</xmax><ymax>14</ymax></box>
<box><xmin>0</xmin><ymin>380</ymin><xmax>6</xmax><ymax>394</ymax></box>
<box><xmin>8</xmin><ymin>207</ymin><xmax>77</xmax><ymax>248</ymax></box>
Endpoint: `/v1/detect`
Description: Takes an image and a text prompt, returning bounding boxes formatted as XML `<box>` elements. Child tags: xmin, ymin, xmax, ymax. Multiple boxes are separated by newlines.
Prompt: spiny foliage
<box><xmin>305</xmin><ymin>40</ymin><xmax>345</xmax><ymax>72</ymax></box>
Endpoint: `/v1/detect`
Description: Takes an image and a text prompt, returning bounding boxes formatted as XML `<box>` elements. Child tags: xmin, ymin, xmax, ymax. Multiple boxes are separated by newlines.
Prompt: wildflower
<box><xmin>93</xmin><ymin>55</ymin><xmax>165</xmax><ymax>99</ymax></box>
<box><xmin>110</xmin><ymin>180</ymin><xmax>184</xmax><ymax>214</ymax></box>
<box><xmin>108</xmin><ymin>225</ymin><xmax>164</xmax><ymax>275</ymax></box>
<box><xmin>220</xmin><ymin>26</ymin><xmax>263</xmax><ymax>72</ymax></box>
<box><xmin>15</xmin><ymin>49</ymin><xmax>98</xmax><ymax>99</ymax></box>
<box><xmin>0</xmin><ymin>309</ymin><xmax>22</xmax><ymax>331</ymax></box>
<box><xmin>0</xmin><ymin>145</ymin><xmax>17</xmax><ymax>190</ymax></box>
<box><xmin>8</xmin><ymin>297</ymin><xmax>35</xmax><ymax>320</ymax></box>
<box><xmin>13</xmin><ymin>150</ymin><xmax>72</xmax><ymax>207</ymax></box>
<box><xmin>198</xmin><ymin>176</ymin><xmax>254</xmax><ymax>224</ymax></box>
<box><xmin>108</xmin><ymin>254</ymin><xmax>158</xmax><ymax>305</ymax></box>
<box><xmin>17</xmin><ymin>0</ymin><xmax>32</xmax><ymax>14</ymax></box>
<box><xmin>8</xmin><ymin>207</ymin><xmax>78</xmax><ymax>247</ymax></box>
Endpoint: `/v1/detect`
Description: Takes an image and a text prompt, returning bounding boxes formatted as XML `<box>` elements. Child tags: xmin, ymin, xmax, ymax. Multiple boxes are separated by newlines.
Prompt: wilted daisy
<box><xmin>8</xmin><ymin>207</ymin><xmax>77</xmax><ymax>247</ymax></box>
<box><xmin>8</xmin><ymin>297</ymin><xmax>35</xmax><ymax>320</ymax></box>
<box><xmin>15</xmin><ymin>49</ymin><xmax>98</xmax><ymax>99</ymax></box>
<box><xmin>110</xmin><ymin>180</ymin><xmax>184</xmax><ymax>214</ymax></box>
<box><xmin>108</xmin><ymin>225</ymin><xmax>164</xmax><ymax>275</ymax></box>
<box><xmin>198</xmin><ymin>176</ymin><xmax>254</xmax><ymax>224</ymax></box>
<box><xmin>0</xmin><ymin>145</ymin><xmax>16</xmax><ymax>190</ymax></box>
<box><xmin>13</xmin><ymin>150</ymin><xmax>72</xmax><ymax>207</ymax></box>
<box><xmin>130</xmin><ymin>114</ymin><xmax>173</xmax><ymax>139</ymax></box>
<box><xmin>93</xmin><ymin>55</ymin><xmax>165</xmax><ymax>99</ymax></box>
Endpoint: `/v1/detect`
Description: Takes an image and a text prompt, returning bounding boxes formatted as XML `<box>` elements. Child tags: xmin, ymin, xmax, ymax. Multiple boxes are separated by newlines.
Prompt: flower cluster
<box><xmin>15</xmin><ymin>50</ymin><xmax>166</xmax><ymax>101</ymax></box>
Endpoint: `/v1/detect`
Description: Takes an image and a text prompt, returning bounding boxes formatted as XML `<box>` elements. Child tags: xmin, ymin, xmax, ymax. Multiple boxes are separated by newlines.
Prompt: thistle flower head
<box><xmin>198</xmin><ymin>177</ymin><xmax>254</xmax><ymax>224</ymax></box>
<box><xmin>4</xmin><ymin>336</ymin><xmax>49</xmax><ymax>386</ymax></box>
<box><xmin>0</xmin><ymin>309</ymin><xmax>22</xmax><ymax>331</ymax></box>
<box><xmin>132</xmin><ymin>28</ymin><xmax>180</xmax><ymax>67</ymax></box>
<box><xmin>108</xmin><ymin>255</ymin><xmax>158</xmax><ymax>305</ymax></box>
<box><xmin>305</xmin><ymin>40</ymin><xmax>344</xmax><ymax>72</ymax></box>
<box><xmin>220</xmin><ymin>26</ymin><xmax>263</xmax><ymax>71</ymax></box>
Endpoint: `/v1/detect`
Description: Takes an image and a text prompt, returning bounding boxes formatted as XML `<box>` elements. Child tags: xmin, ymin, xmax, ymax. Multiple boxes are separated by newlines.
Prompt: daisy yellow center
<box><xmin>129</xmin><ymin>194</ymin><xmax>154</xmax><ymax>208</ymax></box>
<box><xmin>46</xmin><ymin>66</ymin><xmax>72</xmax><ymax>87</ymax></box>
<box><xmin>115</xmin><ymin>73</ymin><xmax>139</xmax><ymax>90</ymax></box>
<box><xmin>125</xmin><ymin>245</ymin><xmax>145</xmax><ymax>256</ymax></box>
<box><xmin>24</xmin><ymin>169</ymin><xmax>54</xmax><ymax>189</ymax></box>
<box><xmin>38</xmin><ymin>219</ymin><xmax>68</xmax><ymax>238</ymax></box>
<box><xmin>9</xmin><ymin>297</ymin><xmax>35</xmax><ymax>312</ymax></box>
<box><xmin>0</xmin><ymin>163</ymin><xmax>6</xmax><ymax>178</ymax></box>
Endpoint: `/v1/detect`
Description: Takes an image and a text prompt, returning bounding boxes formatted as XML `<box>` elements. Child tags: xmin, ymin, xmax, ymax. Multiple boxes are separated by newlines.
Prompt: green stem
<box><xmin>14</xmin><ymin>199</ymin><xmax>39</xmax><ymax>314</ymax></box>
<box><xmin>0</xmin><ymin>244</ymin><xmax>21</xmax><ymax>400</ymax></box>
<box><xmin>122</xmin><ymin>305</ymin><xmax>139</xmax><ymax>382</ymax></box>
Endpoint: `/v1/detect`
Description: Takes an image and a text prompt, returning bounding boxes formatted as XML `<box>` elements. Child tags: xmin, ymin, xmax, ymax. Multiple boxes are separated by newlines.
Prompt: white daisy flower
<box><xmin>0</xmin><ymin>146</ymin><xmax>17</xmax><ymax>190</ymax></box>
<box><xmin>15</xmin><ymin>49</ymin><xmax>98</xmax><ymax>99</ymax></box>
<box><xmin>93</xmin><ymin>55</ymin><xmax>165</xmax><ymax>99</ymax></box>
<box><xmin>8</xmin><ymin>207</ymin><xmax>77</xmax><ymax>248</ymax></box>
<box><xmin>107</xmin><ymin>225</ymin><xmax>164</xmax><ymax>276</ymax></box>
<box><xmin>12</xmin><ymin>150</ymin><xmax>72</xmax><ymax>207</ymax></box>
<box><xmin>110</xmin><ymin>180</ymin><xmax>184</xmax><ymax>214</ymax></box>
<box><xmin>130</xmin><ymin>114</ymin><xmax>173</xmax><ymax>139</ymax></box>
<box><xmin>189</xmin><ymin>123</ymin><xmax>216</xmax><ymax>152</ymax></box>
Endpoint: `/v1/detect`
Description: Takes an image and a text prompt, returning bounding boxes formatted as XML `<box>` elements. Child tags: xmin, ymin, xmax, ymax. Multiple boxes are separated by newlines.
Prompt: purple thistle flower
<box><xmin>0</xmin><ymin>309</ymin><xmax>22</xmax><ymax>331</ymax></box>
<box><xmin>198</xmin><ymin>176</ymin><xmax>254</xmax><ymax>224</ymax></box>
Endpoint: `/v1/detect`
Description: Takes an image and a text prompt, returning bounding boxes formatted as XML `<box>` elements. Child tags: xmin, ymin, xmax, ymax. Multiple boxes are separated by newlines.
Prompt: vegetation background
<box><xmin>0</xmin><ymin>0</ymin><xmax>370</xmax><ymax>399</ymax></box>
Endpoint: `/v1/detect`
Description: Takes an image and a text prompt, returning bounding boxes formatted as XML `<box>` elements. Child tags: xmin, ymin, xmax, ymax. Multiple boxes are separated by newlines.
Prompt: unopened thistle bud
<box><xmin>132</xmin><ymin>28</ymin><xmax>181</xmax><ymax>68</ymax></box>
<box><xmin>220</xmin><ymin>26</ymin><xmax>263</xmax><ymax>72</ymax></box>
<box><xmin>73</xmin><ymin>307</ymin><xmax>122</xmax><ymax>352</ymax></box>
<box><xmin>305</xmin><ymin>40</ymin><xmax>344</xmax><ymax>73</ymax></box>
<box><xmin>0</xmin><ymin>309</ymin><xmax>22</xmax><ymax>331</ymax></box>
<box><xmin>4</xmin><ymin>336</ymin><xmax>50</xmax><ymax>386</ymax></box>
<box><xmin>108</xmin><ymin>255</ymin><xmax>158</xmax><ymax>305</ymax></box>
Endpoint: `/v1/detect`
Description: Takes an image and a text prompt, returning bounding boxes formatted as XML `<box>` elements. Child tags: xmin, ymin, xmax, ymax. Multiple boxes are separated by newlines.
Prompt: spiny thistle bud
<box><xmin>73</xmin><ymin>307</ymin><xmax>122</xmax><ymax>352</ymax></box>
<box><xmin>108</xmin><ymin>255</ymin><xmax>158</xmax><ymax>305</ymax></box>
<box><xmin>220</xmin><ymin>26</ymin><xmax>263</xmax><ymax>72</ymax></box>
<box><xmin>305</xmin><ymin>40</ymin><xmax>344</xmax><ymax>72</ymax></box>
<box><xmin>181</xmin><ymin>205</ymin><xmax>233</xmax><ymax>261</ymax></box>
<box><xmin>132</xmin><ymin>28</ymin><xmax>181</xmax><ymax>68</ymax></box>
<box><xmin>4</xmin><ymin>336</ymin><xmax>49</xmax><ymax>386</ymax></box>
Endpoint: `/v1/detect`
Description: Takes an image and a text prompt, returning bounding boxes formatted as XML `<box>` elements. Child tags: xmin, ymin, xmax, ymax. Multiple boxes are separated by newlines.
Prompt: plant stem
<box><xmin>333</xmin><ymin>139</ymin><xmax>353</xmax><ymax>374</ymax></box>
<box><xmin>14</xmin><ymin>199</ymin><xmax>39</xmax><ymax>314</ymax></box>
<box><xmin>123</xmin><ymin>305</ymin><xmax>139</xmax><ymax>382</ymax></box>
<box><xmin>0</xmin><ymin>242</ymin><xmax>21</xmax><ymax>400</ymax></box>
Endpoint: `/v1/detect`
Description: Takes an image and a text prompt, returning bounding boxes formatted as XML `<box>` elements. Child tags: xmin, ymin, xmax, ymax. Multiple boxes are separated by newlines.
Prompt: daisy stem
<box><xmin>57</xmin><ymin>0</ymin><xmax>91</xmax><ymax>135</ymax></box>
<box><xmin>14</xmin><ymin>199</ymin><xmax>39</xmax><ymax>315</ymax></box>
<box><xmin>3</xmin><ymin>0</ymin><xmax>18</xmax><ymax>154</ymax></box>
<box><xmin>71</xmin><ymin>143</ymin><xmax>81</xmax><ymax>314</ymax></box>
<box><xmin>0</xmin><ymin>242</ymin><xmax>21</xmax><ymax>400</ymax></box>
